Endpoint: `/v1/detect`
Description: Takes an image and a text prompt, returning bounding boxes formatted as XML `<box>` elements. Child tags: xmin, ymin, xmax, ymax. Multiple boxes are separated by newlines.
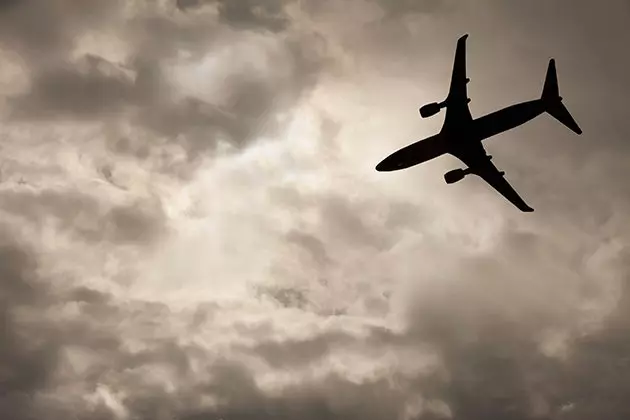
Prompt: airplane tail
<box><xmin>540</xmin><ymin>59</ymin><xmax>582</xmax><ymax>135</ymax></box>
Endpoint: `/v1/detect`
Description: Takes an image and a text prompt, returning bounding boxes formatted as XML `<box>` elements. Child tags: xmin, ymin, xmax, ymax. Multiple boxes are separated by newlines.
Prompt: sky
<box><xmin>0</xmin><ymin>0</ymin><xmax>629</xmax><ymax>419</ymax></box>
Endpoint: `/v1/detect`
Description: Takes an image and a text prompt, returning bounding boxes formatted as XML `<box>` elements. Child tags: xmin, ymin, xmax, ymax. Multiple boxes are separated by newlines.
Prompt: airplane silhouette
<box><xmin>375</xmin><ymin>34</ymin><xmax>582</xmax><ymax>212</ymax></box>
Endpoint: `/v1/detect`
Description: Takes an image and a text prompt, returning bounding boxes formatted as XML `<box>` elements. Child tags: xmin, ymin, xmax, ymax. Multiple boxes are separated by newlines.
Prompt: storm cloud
<box><xmin>0</xmin><ymin>0</ymin><xmax>629</xmax><ymax>419</ymax></box>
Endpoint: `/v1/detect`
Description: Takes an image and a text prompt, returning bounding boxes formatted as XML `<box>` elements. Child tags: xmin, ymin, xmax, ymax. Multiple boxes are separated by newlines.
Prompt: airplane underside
<box><xmin>375</xmin><ymin>34</ymin><xmax>582</xmax><ymax>213</ymax></box>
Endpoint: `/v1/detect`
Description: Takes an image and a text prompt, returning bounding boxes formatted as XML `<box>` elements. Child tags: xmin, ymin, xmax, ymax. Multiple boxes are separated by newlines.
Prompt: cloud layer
<box><xmin>0</xmin><ymin>1</ymin><xmax>629</xmax><ymax>419</ymax></box>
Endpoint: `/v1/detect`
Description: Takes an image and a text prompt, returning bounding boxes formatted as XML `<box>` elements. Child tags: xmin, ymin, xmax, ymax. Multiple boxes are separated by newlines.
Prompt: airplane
<box><xmin>375</xmin><ymin>34</ymin><xmax>582</xmax><ymax>212</ymax></box>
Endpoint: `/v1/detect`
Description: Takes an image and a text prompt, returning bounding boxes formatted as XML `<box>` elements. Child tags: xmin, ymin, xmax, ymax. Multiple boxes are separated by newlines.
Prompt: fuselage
<box><xmin>375</xmin><ymin>98</ymin><xmax>545</xmax><ymax>172</ymax></box>
<box><xmin>471</xmin><ymin>99</ymin><xmax>544</xmax><ymax>141</ymax></box>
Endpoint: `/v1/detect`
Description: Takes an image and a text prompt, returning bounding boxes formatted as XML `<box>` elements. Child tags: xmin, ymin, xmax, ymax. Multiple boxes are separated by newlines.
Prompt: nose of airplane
<box><xmin>375</xmin><ymin>159</ymin><xmax>389</xmax><ymax>171</ymax></box>
<box><xmin>376</xmin><ymin>155</ymin><xmax>398</xmax><ymax>171</ymax></box>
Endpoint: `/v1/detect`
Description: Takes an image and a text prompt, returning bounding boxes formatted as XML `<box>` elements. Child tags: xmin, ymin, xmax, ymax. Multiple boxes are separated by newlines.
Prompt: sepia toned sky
<box><xmin>0</xmin><ymin>1</ymin><xmax>629</xmax><ymax>419</ymax></box>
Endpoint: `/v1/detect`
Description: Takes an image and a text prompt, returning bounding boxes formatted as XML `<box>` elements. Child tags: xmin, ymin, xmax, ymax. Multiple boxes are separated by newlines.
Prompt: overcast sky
<box><xmin>0</xmin><ymin>1</ymin><xmax>629</xmax><ymax>419</ymax></box>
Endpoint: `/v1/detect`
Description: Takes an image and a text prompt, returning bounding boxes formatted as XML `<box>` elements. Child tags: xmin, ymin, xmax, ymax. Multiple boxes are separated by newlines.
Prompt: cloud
<box><xmin>0</xmin><ymin>0</ymin><xmax>118</xmax><ymax>61</ymax></box>
<box><xmin>3</xmin><ymin>0</ymin><xmax>333</xmax><ymax>158</ymax></box>
<box><xmin>372</xmin><ymin>0</ymin><xmax>449</xmax><ymax>17</ymax></box>
<box><xmin>0</xmin><ymin>235</ymin><xmax>60</xmax><ymax>420</ymax></box>
<box><xmin>8</xmin><ymin>55</ymin><xmax>138</xmax><ymax>119</ymax></box>
<box><xmin>206</xmin><ymin>0</ymin><xmax>291</xmax><ymax>32</ymax></box>
<box><xmin>0</xmin><ymin>0</ymin><xmax>629</xmax><ymax>419</ymax></box>
<box><xmin>0</xmin><ymin>186</ymin><xmax>167</xmax><ymax>245</ymax></box>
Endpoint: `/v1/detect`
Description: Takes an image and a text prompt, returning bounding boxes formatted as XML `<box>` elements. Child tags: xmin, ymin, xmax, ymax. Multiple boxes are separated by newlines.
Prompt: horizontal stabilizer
<box><xmin>547</xmin><ymin>101</ymin><xmax>582</xmax><ymax>135</ymax></box>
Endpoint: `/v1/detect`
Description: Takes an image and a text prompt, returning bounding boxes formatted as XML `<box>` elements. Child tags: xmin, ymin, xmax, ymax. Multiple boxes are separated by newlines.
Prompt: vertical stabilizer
<box><xmin>542</xmin><ymin>59</ymin><xmax>559</xmax><ymax>99</ymax></box>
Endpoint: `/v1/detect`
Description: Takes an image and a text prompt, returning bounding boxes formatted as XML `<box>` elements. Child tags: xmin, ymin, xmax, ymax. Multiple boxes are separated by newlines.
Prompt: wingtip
<box><xmin>461</xmin><ymin>33</ymin><xmax>469</xmax><ymax>40</ymax></box>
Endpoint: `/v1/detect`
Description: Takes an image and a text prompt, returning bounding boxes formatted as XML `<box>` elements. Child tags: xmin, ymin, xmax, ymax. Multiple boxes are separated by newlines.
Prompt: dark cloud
<box><xmin>250</xmin><ymin>331</ymin><xmax>348</xmax><ymax>368</ymax></box>
<box><xmin>177</xmin><ymin>0</ymin><xmax>291</xmax><ymax>32</ymax></box>
<box><xmin>176</xmin><ymin>0</ymin><xmax>202</xmax><ymax>11</ymax></box>
<box><xmin>215</xmin><ymin>0</ymin><xmax>290</xmax><ymax>32</ymax></box>
<box><xmin>286</xmin><ymin>230</ymin><xmax>331</xmax><ymax>268</ymax></box>
<box><xmin>0</xmin><ymin>0</ymin><xmax>118</xmax><ymax>60</ymax></box>
<box><xmin>5</xmin><ymin>2</ymin><xmax>332</xmax><ymax>156</ymax></box>
<box><xmin>8</xmin><ymin>55</ymin><xmax>137</xmax><ymax>120</ymax></box>
<box><xmin>551</xmin><ymin>253</ymin><xmax>630</xmax><ymax>420</ymax></box>
<box><xmin>0</xmin><ymin>188</ymin><xmax>167</xmax><ymax>245</ymax></box>
<box><xmin>318</xmin><ymin>195</ymin><xmax>390</xmax><ymax>250</ymax></box>
<box><xmin>0</xmin><ymin>236</ymin><xmax>59</xmax><ymax>420</ymax></box>
<box><xmin>0</xmin><ymin>1</ymin><xmax>629</xmax><ymax>420</ymax></box>
<box><xmin>373</xmin><ymin>0</ymin><xmax>450</xmax><ymax>17</ymax></box>
<box><xmin>256</xmin><ymin>284</ymin><xmax>310</xmax><ymax>309</ymax></box>
<box><xmin>0</xmin><ymin>230</ymin><xmax>626</xmax><ymax>420</ymax></box>
<box><xmin>177</xmin><ymin>361</ymin><xmax>434</xmax><ymax>420</ymax></box>
<box><xmin>394</xmin><ymin>228</ymin><xmax>630</xmax><ymax>419</ymax></box>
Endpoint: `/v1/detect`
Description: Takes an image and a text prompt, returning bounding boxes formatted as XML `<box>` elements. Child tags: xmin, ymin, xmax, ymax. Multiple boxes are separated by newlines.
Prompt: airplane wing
<box><xmin>444</xmin><ymin>34</ymin><xmax>473</xmax><ymax>125</ymax></box>
<box><xmin>457</xmin><ymin>147</ymin><xmax>534</xmax><ymax>212</ymax></box>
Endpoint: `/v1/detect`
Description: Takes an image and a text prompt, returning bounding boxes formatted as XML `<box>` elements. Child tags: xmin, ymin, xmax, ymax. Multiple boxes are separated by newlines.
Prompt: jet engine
<box><xmin>444</xmin><ymin>168</ymin><xmax>469</xmax><ymax>184</ymax></box>
<box><xmin>419</xmin><ymin>101</ymin><xmax>445</xmax><ymax>118</ymax></box>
